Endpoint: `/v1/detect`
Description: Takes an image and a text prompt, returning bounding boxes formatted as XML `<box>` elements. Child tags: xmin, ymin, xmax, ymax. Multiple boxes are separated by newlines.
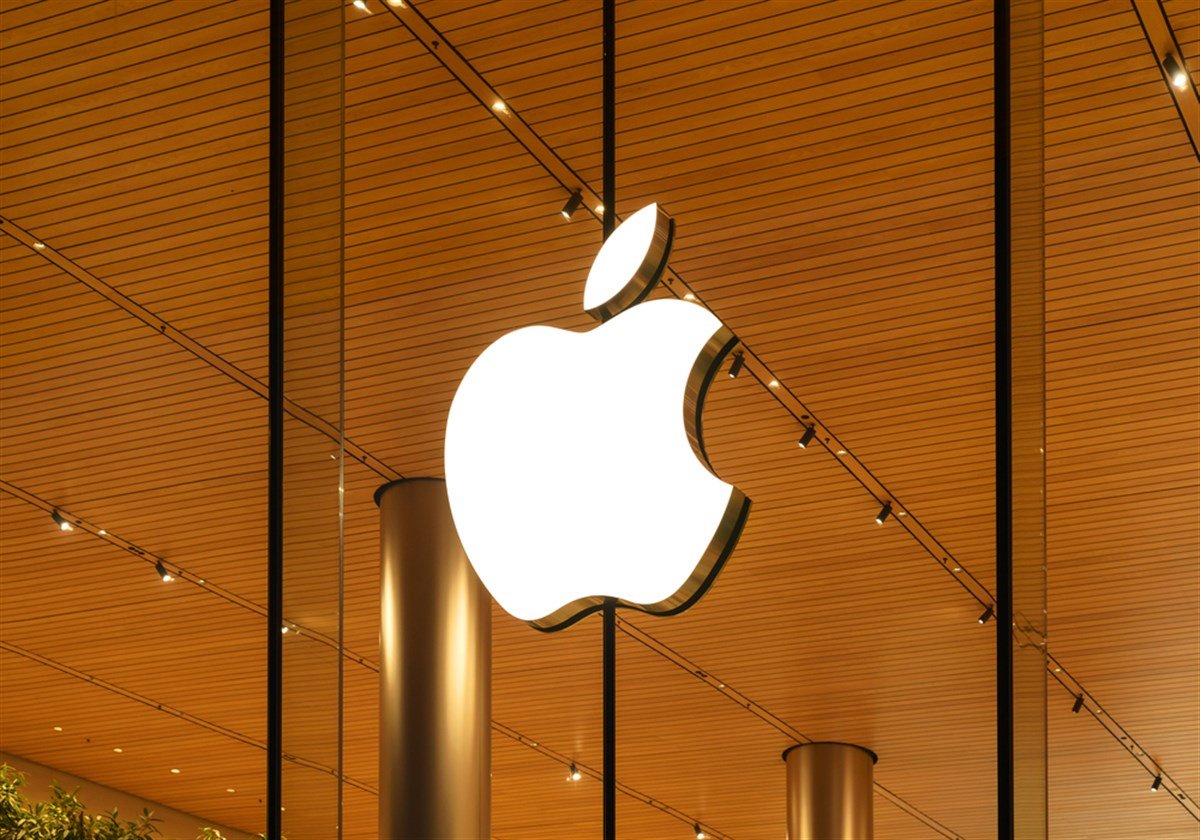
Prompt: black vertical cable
<box><xmin>602</xmin><ymin>601</ymin><xmax>616</xmax><ymax>840</ymax></box>
<box><xmin>267</xmin><ymin>0</ymin><xmax>284</xmax><ymax>837</ymax></box>
<box><xmin>995</xmin><ymin>1</ymin><xmax>1014</xmax><ymax>838</ymax></box>
<box><xmin>602</xmin><ymin>0</ymin><xmax>615</xmax><ymax>240</ymax></box>
<box><xmin>601</xmin><ymin>2</ymin><xmax>616</xmax><ymax>838</ymax></box>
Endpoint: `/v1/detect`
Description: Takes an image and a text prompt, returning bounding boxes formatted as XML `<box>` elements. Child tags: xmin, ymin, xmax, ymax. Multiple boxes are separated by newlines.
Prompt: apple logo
<box><xmin>445</xmin><ymin>203</ymin><xmax>751</xmax><ymax>631</ymax></box>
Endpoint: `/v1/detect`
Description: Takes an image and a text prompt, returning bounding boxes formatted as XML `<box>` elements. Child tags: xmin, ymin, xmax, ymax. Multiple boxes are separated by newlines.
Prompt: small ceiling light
<box><xmin>113</xmin><ymin>748</ymin><xmax>123</xmax><ymax>753</ymax></box>
<box><xmin>875</xmin><ymin>501</ymin><xmax>892</xmax><ymax>525</ymax></box>
<box><xmin>768</xmin><ymin>379</ymin><xmax>780</xmax><ymax>388</ymax></box>
<box><xmin>1071</xmin><ymin>694</ymin><xmax>1084</xmax><ymax>714</ymax></box>
<box><xmin>170</xmin><ymin>768</ymin><xmax>180</xmax><ymax>774</ymax></box>
<box><xmin>561</xmin><ymin>190</ymin><xmax>583</xmax><ymax>220</ymax></box>
<box><xmin>386</xmin><ymin>0</ymin><xmax>405</xmax><ymax>6</ymax></box>
<box><xmin>568</xmin><ymin>763</ymin><xmax>582</xmax><ymax>781</ymax></box>
<box><xmin>683</xmin><ymin>292</ymin><xmax>697</xmax><ymax>302</ymax></box>
<box><xmin>226</xmin><ymin>787</ymin><xmax>236</xmax><ymax>793</ymax></box>
<box><xmin>1163</xmin><ymin>54</ymin><xmax>1188</xmax><ymax>89</ymax></box>
<box><xmin>693</xmin><ymin>823</ymin><xmax>706</xmax><ymax>839</ymax></box>
<box><xmin>33</xmin><ymin>242</ymin><xmax>46</xmax><ymax>249</ymax></box>
<box><xmin>53</xmin><ymin>726</ymin><xmax>63</xmax><ymax>732</ymax></box>
<box><xmin>1151</xmin><ymin>774</ymin><xmax>1163</xmax><ymax>792</ymax></box>
<box><xmin>595</xmin><ymin>203</ymin><xmax>604</xmax><ymax>214</ymax></box>
<box><xmin>977</xmin><ymin>604</ymin><xmax>994</xmax><ymax>624</ymax></box>
<box><xmin>798</xmin><ymin>424</ymin><xmax>817</xmax><ymax>449</ymax></box>
<box><xmin>492</xmin><ymin>100</ymin><xmax>508</xmax><ymax>114</ymax></box>
<box><xmin>155</xmin><ymin>561</ymin><xmax>174</xmax><ymax>583</ymax></box>
<box><xmin>727</xmin><ymin>352</ymin><xmax>744</xmax><ymax>379</ymax></box>
<box><xmin>352</xmin><ymin>0</ymin><xmax>370</xmax><ymax>11</ymax></box>
<box><xmin>51</xmin><ymin>510</ymin><xmax>74</xmax><ymax>532</ymax></box>
<box><xmin>98</xmin><ymin>529</ymin><xmax>107</xmax><ymax>535</ymax></box>
<box><xmin>281</xmin><ymin>625</ymin><xmax>290</xmax><ymax>634</ymax></box>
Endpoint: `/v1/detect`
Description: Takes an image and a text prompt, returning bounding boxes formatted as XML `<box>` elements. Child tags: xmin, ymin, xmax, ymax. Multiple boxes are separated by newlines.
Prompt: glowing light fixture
<box><xmin>170</xmin><ymin>768</ymin><xmax>180</xmax><ymax>775</ymax></box>
<box><xmin>694</xmin><ymin>823</ymin><xmax>706</xmax><ymax>839</ymax></box>
<box><xmin>155</xmin><ymin>561</ymin><xmax>174</xmax><ymax>583</ymax></box>
<box><xmin>797</xmin><ymin>424</ymin><xmax>816</xmax><ymax>449</ymax></box>
<box><xmin>352</xmin><ymin>0</ymin><xmax>370</xmax><ymax>11</ymax></box>
<box><xmin>51</xmin><ymin>510</ymin><xmax>73</xmax><ymax>532</ymax></box>
<box><xmin>53</xmin><ymin>726</ymin><xmax>63</xmax><ymax>732</ymax></box>
<box><xmin>561</xmin><ymin>190</ymin><xmax>584</xmax><ymax>220</ymax></box>
<box><xmin>875</xmin><ymin>501</ymin><xmax>892</xmax><ymax>525</ymax></box>
<box><xmin>445</xmin><ymin>204</ymin><xmax>749</xmax><ymax>630</ymax></box>
<box><xmin>33</xmin><ymin>242</ymin><xmax>46</xmax><ymax>249</ymax></box>
<box><xmin>977</xmin><ymin>604</ymin><xmax>994</xmax><ymax>624</ymax></box>
<box><xmin>1163</xmin><ymin>54</ymin><xmax>1188</xmax><ymax>89</ymax></box>
<box><xmin>1151</xmin><ymin>774</ymin><xmax>1163</xmax><ymax>792</ymax></box>
<box><xmin>492</xmin><ymin>100</ymin><xmax>507</xmax><ymax>114</ymax></box>
<box><xmin>226</xmin><ymin>788</ymin><xmax>236</xmax><ymax>794</ymax></box>
<box><xmin>113</xmin><ymin>748</ymin><xmax>123</xmax><ymax>754</ymax></box>
<box><xmin>568</xmin><ymin>763</ymin><xmax>582</xmax><ymax>781</ymax></box>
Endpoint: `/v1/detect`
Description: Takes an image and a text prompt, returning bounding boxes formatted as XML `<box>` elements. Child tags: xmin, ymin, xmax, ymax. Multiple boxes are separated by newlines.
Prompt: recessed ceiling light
<box><xmin>53</xmin><ymin>726</ymin><xmax>63</xmax><ymax>732</ymax></box>
<box><xmin>352</xmin><ymin>0</ymin><xmax>370</xmax><ymax>12</ymax></box>
<box><xmin>492</xmin><ymin>100</ymin><xmax>507</xmax><ymax>114</ymax></box>
<box><xmin>768</xmin><ymin>379</ymin><xmax>780</xmax><ymax>388</ymax></box>
<box><xmin>113</xmin><ymin>747</ymin><xmax>123</xmax><ymax>753</ymax></box>
<box><xmin>170</xmin><ymin>768</ymin><xmax>180</xmax><ymax>774</ymax></box>
<box><xmin>33</xmin><ymin>242</ymin><xmax>45</xmax><ymax>249</ymax></box>
<box><xmin>98</xmin><ymin>529</ymin><xmax>107</xmax><ymax>535</ymax></box>
<box><xmin>683</xmin><ymin>293</ymin><xmax>696</xmax><ymax>302</ymax></box>
<box><xmin>595</xmin><ymin>203</ymin><xmax>604</xmax><ymax>214</ymax></box>
<box><xmin>226</xmin><ymin>788</ymin><xmax>236</xmax><ymax>794</ymax></box>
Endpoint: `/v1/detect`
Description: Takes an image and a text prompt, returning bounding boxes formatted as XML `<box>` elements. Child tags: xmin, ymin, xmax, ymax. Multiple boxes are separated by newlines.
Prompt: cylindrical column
<box><xmin>784</xmin><ymin>742</ymin><xmax>877</xmax><ymax>840</ymax></box>
<box><xmin>377</xmin><ymin>478</ymin><xmax>490</xmax><ymax>839</ymax></box>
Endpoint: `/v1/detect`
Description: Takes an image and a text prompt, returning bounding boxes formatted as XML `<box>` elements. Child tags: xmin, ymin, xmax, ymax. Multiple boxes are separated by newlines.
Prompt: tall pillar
<box><xmin>783</xmin><ymin>742</ymin><xmax>876</xmax><ymax>840</ymax></box>
<box><xmin>377</xmin><ymin>478</ymin><xmax>491</xmax><ymax>839</ymax></box>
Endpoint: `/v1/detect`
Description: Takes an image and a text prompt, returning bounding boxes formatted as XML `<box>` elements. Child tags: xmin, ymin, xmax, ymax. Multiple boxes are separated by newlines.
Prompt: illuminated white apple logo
<box><xmin>445</xmin><ymin>204</ymin><xmax>750</xmax><ymax>631</ymax></box>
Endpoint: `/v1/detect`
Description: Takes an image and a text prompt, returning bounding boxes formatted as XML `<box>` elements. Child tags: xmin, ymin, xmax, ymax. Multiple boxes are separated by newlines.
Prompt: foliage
<box><xmin>0</xmin><ymin>763</ymin><xmax>244</xmax><ymax>840</ymax></box>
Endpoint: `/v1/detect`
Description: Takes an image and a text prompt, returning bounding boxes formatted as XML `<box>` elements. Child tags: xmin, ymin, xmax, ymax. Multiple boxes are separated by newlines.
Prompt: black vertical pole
<box><xmin>267</xmin><ymin>0</ymin><xmax>284</xmax><ymax>837</ymax></box>
<box><xmin>602</xmin><ymin>601</ymin><xmax>616</xmax><ymax>840</ymax></box>
<box><xmin>601</xmin><ymin>3</ymin><xmax>616</xmax><ymax>836</ymax></box>
<box><xmin>995</xmin><ymin>1</ymin><xmax>1014</xmax><ymax>838</ymax></box>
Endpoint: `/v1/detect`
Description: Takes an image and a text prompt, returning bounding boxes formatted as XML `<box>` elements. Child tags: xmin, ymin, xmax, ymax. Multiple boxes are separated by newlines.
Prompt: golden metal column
<box><xmin>783</xmin><ymin>742</ymin><xmax>876</xmax><ymax>840</ymax></box>
<box><xmin>377</xmin><ymin>478</ymin><xmax>491</xmax><ymax>839</ymax></box>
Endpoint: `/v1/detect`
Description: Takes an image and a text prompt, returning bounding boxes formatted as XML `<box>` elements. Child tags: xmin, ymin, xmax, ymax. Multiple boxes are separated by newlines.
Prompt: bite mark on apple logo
<box><xmin>445</xmin><ymin>203</ymin><xmax>751</xmax><ymax>631</ymax></box>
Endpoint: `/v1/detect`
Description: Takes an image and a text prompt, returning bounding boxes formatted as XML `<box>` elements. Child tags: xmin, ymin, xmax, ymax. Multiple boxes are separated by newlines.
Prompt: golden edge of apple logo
<box><xmin>529</xmin><ymin>207</ymin><xmax>752</xmax><ymax>633</ymax></box>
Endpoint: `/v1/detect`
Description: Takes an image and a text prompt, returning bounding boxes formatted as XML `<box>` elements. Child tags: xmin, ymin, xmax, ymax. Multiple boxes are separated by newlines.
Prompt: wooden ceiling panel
<box><xmin>2</xmin><ymin>1</ymin><xmax>1197</xmax><ymax>838</ymax></box>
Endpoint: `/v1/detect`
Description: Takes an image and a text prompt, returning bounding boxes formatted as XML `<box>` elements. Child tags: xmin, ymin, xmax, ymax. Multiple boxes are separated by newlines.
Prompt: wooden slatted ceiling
<box><xmin>1</xmin><ymin>1</ymin><xmax>1197</xmax><ymax>838</ymax></box>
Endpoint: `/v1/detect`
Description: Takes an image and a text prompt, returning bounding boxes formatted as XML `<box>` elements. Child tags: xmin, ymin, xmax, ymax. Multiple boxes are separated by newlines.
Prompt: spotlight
<box><xmin>1163</xmin><ymin>54</ymin><xmax>1188</xmax><ymax>89</ymax></box>
<box><xmin>51</xmin><ymin>510</ymin><xmax>74</xmax><ymax>532</ymax></box>
<box><xmin>561</xmin><ymin>190</ymin><xmax>584</xmax><ymax>220</ymax></box>
<box><xmin>155</xmin><ymin>561</ymin><xmax>174</xmax><ymax>583</ymax></box>
<box><xmin>281</xmin><ymin>625</ymin><xmax>290</xmax><ymax>635</ymax></box>
<box><xmin>875</xmin><ymin>502</ymin><xmax>892</xmax><ymax>525</ymax></box>
<box><xmin>978</xmin><ymin>605</ymin><xmax>994</xmax><ymax>624</ymax></box>
<box><xmin>727</xmin><ymin>352</ymin><xmax>745</xmax><ymax>379</ymax></box>
<box><xmin>694</xmin><ymin>823</ymin><xmax>706</xmax><ymax>839</ymax></box>
<box><xmin>352</xmin><ymin>0</ymin><xmax>370</xmax><ymax>11</ymax></box>
<box><xmin>1071</xmin><ymin>694</ymin><xmax>1084</xmax><ymax>714</ymax></box>
<box><xmin>1151</xmin><ymin>774</ymin><xmax>1163</xmax><ymax>792</ymax></box>
<box><xmin>568</xmin><ymin>763</ymin><xmax>581</xmax><ymax>781</ymax></box>
<box><xmin>798</xmin><ymin>424</ymin><xmax>816</xmax><ymax>449</ymax></box>
<box><xmin>492</xmin><ymin>100</ymin><xmax>508</xmax><ymax>114</ymax></box>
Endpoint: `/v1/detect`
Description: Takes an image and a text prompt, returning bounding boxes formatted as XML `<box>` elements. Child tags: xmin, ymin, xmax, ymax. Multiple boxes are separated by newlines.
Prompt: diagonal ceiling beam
<box><xmin>1131</xmin><ymin>0</ymin><xmax>1200</xmax><ymax>161</ymax></box>
<box><xmin>0</xmin><ymin>214</ymin><xmax>401</xmax><ymax>484</ymax></box>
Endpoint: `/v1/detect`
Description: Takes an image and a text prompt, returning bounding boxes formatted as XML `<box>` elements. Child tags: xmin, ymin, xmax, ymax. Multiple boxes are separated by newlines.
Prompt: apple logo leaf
<box><xmin>583</xmin><ymin>203</ymin><xmax>674</xmax><ymax>322</ymax></box>
<box><xmin>445</xmin><ymin>203</ymin><xmax>751</xmax><ymax>631</ymax></box>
